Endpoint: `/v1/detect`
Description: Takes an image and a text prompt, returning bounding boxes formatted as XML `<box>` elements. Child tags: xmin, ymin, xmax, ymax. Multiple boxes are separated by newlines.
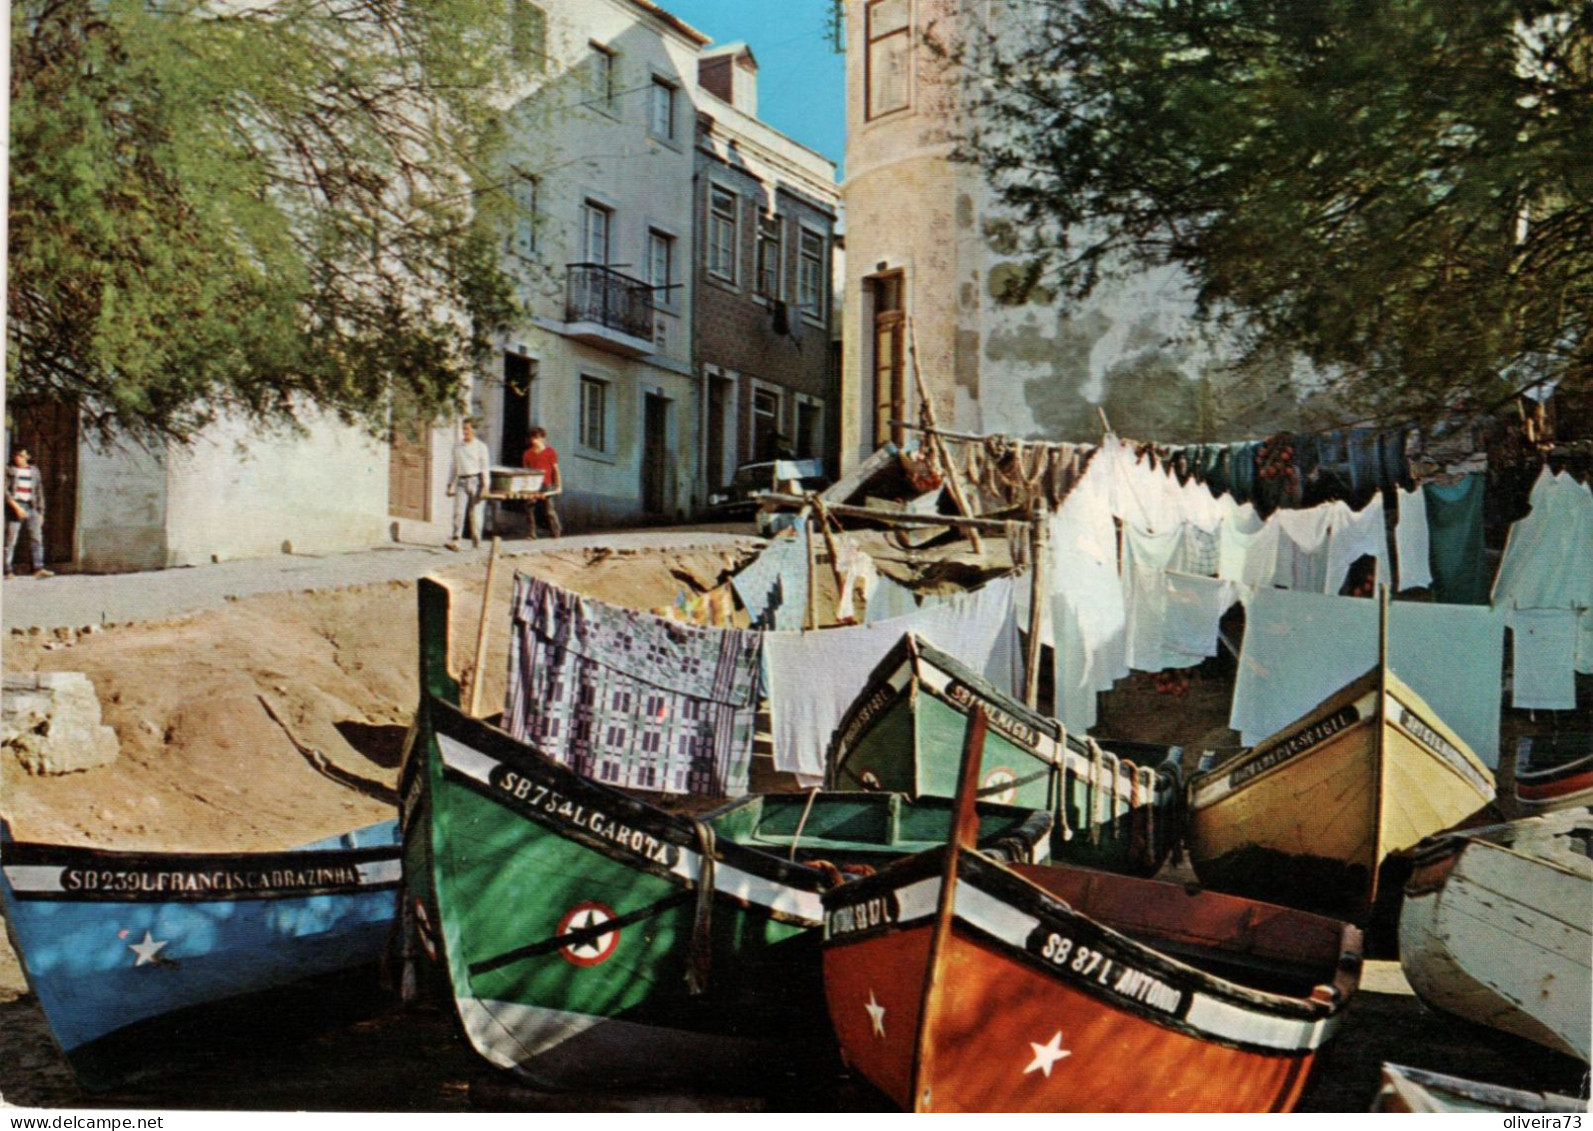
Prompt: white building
<box><xmin>7</xmin><ymin>0</ymin><xmax>823</xmax><ymax>572</ymax></box>
<box><xmin>446</xmin><ymin>0</ymin><xmax>709</xmax><ymax>532</ymax></box>
<box><xmin>840</xmin><ymin>0</ymin><xmax>1297</xmax><ymax>468</ymax></box>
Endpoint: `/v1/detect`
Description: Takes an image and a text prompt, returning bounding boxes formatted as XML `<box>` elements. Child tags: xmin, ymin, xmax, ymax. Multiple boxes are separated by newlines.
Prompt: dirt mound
<box><xmin>0</xmin><ymin>546</ymin><xmax>757</xmax><ymax>852</ymax></box>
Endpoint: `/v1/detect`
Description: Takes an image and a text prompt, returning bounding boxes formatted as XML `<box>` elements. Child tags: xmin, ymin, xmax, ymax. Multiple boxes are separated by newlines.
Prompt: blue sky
<box><xmin>660</xmin><ymin>0</ymin><xmax>847</xmax><ymax>171</ymax></box>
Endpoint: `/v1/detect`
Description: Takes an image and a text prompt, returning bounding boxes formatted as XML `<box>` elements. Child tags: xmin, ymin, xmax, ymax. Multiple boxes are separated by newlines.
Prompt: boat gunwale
<box><xmin>1189</xmin><ymin>669</ymin><xmax>1495</xmax><ymax>815</ymax></box>
<box><xmin>0</xmin><ymin>820</ymin><xmax>401</xmax><ymax>904</ymax></box>
<box><xmin>427</xmin><ymin>697</ymin><xmax>835</xmax><ymax>903</ymax></box>
<box><xmin>823</xmin><ymin>848</ymin><xmax>1360</xmax><ymax>1040</ymax></box>
<box><xmin>425</xmin><ymin>695</ymin><xmax>1056</xmax><ymax>913</ymax></box>
<box><xmin>1188</xmin><ymin>671</ymin><xmax>1381</xmax><ymax>806</ymax></box>
<box><xmin>830</xmin><ymin>633</ymin><xmax>1180</xmax><ymax>801</ymax></box>
<box><xmin>1377</xmin><ymin>1063</ymin><xmax>1589</xmax><ymax>1114</ymax></box>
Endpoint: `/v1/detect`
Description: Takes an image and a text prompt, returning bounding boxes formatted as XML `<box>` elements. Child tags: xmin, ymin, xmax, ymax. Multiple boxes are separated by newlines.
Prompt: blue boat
<box><xmin>0</xmin><ymin>818</ymin><xmax>401</xmax><ymax>1089</ymax></box>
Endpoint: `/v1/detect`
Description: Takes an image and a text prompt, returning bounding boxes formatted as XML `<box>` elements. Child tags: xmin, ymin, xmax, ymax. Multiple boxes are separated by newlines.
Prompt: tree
<box><xmin>947</xmin><ymin>0</ymin><xmax>1592</xmax><ymax>427</ymax></box>
<box><xmin>9</xmin><ymin>0</ymin><xmax>523</xmax><ymax>443</ymax></box>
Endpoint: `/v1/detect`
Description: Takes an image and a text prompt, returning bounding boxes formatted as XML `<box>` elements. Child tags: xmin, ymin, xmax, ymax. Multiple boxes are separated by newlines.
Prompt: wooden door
<box><xmin>872</xmin><ymin>272</ymin><xmax>906</xmax><ymax>447</ymax></box>
<box><xmin>642</xmin><ymin>393</ymin><xmax>669</xmax><ymax>515</ymax></box>
<box><xmin>389</xmin><ymin>423</ymin><xmax>432</xmax><ymax>521</ymax></box>
<box><xmin>7</xmin><ymin>398</ymin><xmax>78</xmax><ymax>566</ymax></box>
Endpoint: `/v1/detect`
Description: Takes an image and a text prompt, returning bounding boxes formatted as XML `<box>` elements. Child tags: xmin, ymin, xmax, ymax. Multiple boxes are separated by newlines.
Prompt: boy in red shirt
<box><xmin>521</xmin><ymin>426</ymin><xmax>562</xmax><ymax>539</ymax></box>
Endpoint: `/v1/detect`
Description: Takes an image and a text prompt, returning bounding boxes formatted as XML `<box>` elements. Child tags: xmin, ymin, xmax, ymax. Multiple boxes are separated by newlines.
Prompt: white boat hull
<box><xmin>1399</xmin><ymin>810</ymin><xmax>1592</xmax><ymax>1062</ymax></box>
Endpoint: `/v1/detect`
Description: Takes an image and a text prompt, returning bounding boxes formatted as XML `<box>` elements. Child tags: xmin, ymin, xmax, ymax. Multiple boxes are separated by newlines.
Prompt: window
<box><xmin>756</xmin><ymin>213</ymin><xmax>783</xmax><ymax>300</ymax></box>
<box><xmin>647</xmin><ymin>228</ymin><xmax>674</xmax><ymax>294</ymax></box>
<box><xmin>508</xmin><ymin>172</ymin><xmax>537</xmax><ymax>258</ymax></box>
<box><xmin>866</xmin><ymin>0</ymin><xmax>911</xmax><ymax>119</ymax></box>
<box><xmin>648</xmin><ymin>78</ymin><xmax>677</xmax><ymax>140</ymax></box>
<box><xmin>590</xmin><ymin>43</ymin><xmax>615</xmax><ymax>109</ymax></box>
<box><xmin>708</xmin><ymin>186</ymin><xmax>737</xmax><ymax>282</ymax></box>
<box><xmin>582</xmin><ymin>200</ymin><xmax>611</xmax><ymax>265</ymax></box>
<box><xmin>753</xmin><ymin>388</ymin><xmax>782</xmax><ymax>461</ymax></box>
<box><xmin>798</xmin><ymin>228</ymin><xmax>826</xmax><ymax>316</ymax></box>
<box><xmin>509</xmin><ymin>1</ymin><xmax>546</xmax><ymax>71</ymax></box>
<box><xmin>580</xmin><ymin>376</ymin><xmax>608</xmax><ymax>452</ymax></box>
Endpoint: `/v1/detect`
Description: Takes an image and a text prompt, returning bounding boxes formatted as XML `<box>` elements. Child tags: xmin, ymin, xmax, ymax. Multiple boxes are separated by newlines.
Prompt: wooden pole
<box><xmin>888</xmin><ymin>419</ymin><xmax>1076</xmax><ymax>449</ymax></box>
<box><xmin>757</xmin><ymin>493</ymin><xmax>1018</xmax><ymax>532</ymax></box>
<box><xmin>805</xmin><ymin>512</ymin><xmax>819</xmax><ymax>630</ymax></box>
<box><xmin>814</xmin><ymin>499</ymin><xmax>849</xmax><ymax>597</ymax></box>
<box><xmin>911</xmin><ymin>706</ymin><xmax>989</xmax><ymax>1112</ymax></box>
<box><xmin>468</xmin><ymin>537</ymin><xmax>502</xmax><ymax>718</ymax></box>
<box><xmin>907</xmin><ymin>316</ymin><xmax>984</xmax><ymax>555</ymax></box>
<box><xmin>1024</xmin><ymin>507</ymin><xmax>1048</xmax><ymax>708</ymax></box>
<box><xmin>1367</xmin><ymin>582</ymin><xmax>1391</xmax><ymax>913</ymax></box>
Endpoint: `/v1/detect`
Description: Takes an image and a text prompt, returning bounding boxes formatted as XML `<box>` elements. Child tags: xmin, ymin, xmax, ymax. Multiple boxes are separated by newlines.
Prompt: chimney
<box><xmin>698</xmin><ymin>43</ymin><xmax>758</xmax><ymax>116</ymax></box>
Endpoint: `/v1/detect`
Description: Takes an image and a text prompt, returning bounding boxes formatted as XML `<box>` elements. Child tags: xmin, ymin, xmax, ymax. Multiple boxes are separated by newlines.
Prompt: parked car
<box><xmin>705</xmin><ymin>458</ymin><xmax>828</xmax><ymax>522</ymax></box>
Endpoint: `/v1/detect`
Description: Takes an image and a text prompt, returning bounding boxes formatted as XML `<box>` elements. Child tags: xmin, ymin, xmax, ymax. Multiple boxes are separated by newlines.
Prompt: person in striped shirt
<box><xmin>5</xmin><ymin>447</ymin><xmax>51</xmax><ymax>578</ymax></box>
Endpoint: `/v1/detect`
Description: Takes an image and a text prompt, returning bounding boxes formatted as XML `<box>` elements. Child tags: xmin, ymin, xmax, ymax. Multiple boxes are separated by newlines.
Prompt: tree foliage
<box><xmin>950</xmin><ymin>0</ymin><xmax>1592</xmax><ymax>425</ymax></box>
<box><xmin>9</xmin><ymin>0</ymin><xmax>522</xmax><ymax>443</ymax></box>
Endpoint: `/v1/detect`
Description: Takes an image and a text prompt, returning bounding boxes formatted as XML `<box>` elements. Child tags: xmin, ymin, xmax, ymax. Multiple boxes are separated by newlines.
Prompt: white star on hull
<box><xmin>1024</xmin><ymin>1030</ymin><xmax>1072</xmax><ymax>1077</ymax></box>
<box><xmin>865</xmin><ymin>989</ymin><xmax>887</xmax><ymax>1038</ymax></box>
<box><xmin>128</xmin><ymin>930</ymin><xmax>169</xmax><ymax>966</ymax></box>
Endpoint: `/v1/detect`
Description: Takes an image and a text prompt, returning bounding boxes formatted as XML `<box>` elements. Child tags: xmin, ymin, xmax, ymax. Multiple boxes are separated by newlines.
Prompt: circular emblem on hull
<box><xmin>982</xmin><ymin>767</ymin><xmax>1018</xmax><ymax>805</ymax></box>
<box><xmin>557</xmin><ymin>901</ymin><xmax>621</xmax><ymax>967</ymax></box>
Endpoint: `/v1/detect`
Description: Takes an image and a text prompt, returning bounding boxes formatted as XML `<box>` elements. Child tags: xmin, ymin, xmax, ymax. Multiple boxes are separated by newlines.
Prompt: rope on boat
<box><xmin>1086</xmin><ymin>738</ymin><xmax>1105</xmax><ymax>846</ymax></box>
<box><xmin>1054</xmin><ymin>724</ymin><xmax>1073</xmax><ymax>842</ymax></box>
<box><xmin>1101</xmin><ymin>749</ymin><xmax>1121</xmax><ymax>842</ymax></box>
<box><xmin>1135</xmin><ymin>761</ymin><xmax>1158</xmax><ymax>869</ymax></box>
<box><xmin>1122</xmin><ymin>758</ymin><xmax>1141</xmax><ymax>851</ymax></box>
<box><xmin>687</xmin><ymin>819</ymin><xmax>717</xmax><ymax>996</ymax></box>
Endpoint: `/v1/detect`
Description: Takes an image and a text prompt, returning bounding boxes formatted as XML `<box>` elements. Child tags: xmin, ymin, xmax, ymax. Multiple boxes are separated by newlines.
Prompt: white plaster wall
<box><xmin>163</xmin><ymin>411</ymin><xmax>388</xmax><ymax>565</ymax></box>
<box><xmin>842</xmin><ymin>0</ymin><xmax>1302</xmax><ymax>456</ymax></box>
<box><xmin>483</xmin><ymin>334</ymin><xmax>696</xmax><ymax>528</ymax></box>
<box><xmin>75</xmin><ymin>434</ymin><xmax>168</xmax><ymax>573</ymax></box>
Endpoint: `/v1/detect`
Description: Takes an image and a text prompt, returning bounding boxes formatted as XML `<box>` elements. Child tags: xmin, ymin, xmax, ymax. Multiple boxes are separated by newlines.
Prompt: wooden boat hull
<box><xmin>1399</xmin><ymin>809</ymin><xmax>1592</xmax><ymax>1062</ymax></box>
<box><xmin>1372</xmin><ymin>1063</ymin><xmax>1588</xmax><ymax>1113</ymax></box>
<box><xmin>403</xmin><ymin>578</ymin><xmax>1053</xmax><ymax>1092</ymax></box>
<box><xmin>1188</xmin><ymin>668</ymin><xmax>1495</xmax><ymax>920</ymax></box>
<box><xmin>0</xmin><ymin>819</ymin><xmax>401</xmax><ymax>1089</ymax></box>
<box><xmin>830</xmin><ymin>634</ymin><xmax>1181</xmax><ymax>875</ymax></box>
<box><xmin>823</xmin><ymin>851</ymin><xmax>1360</xmax><ymax>1112</ymax></box>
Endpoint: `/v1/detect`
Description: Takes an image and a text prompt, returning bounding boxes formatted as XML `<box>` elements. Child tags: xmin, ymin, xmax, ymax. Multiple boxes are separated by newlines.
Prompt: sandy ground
<box><xmin>1</xmin><ymin>545</ymin><xmax>1588</xmax><ymax>1111</ymax></box>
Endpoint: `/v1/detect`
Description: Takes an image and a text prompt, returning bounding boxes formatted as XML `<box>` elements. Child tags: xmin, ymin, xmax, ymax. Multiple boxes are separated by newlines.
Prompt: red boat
<box><xmin>821</xmin><ymin>710</ymin><xmax>1364</xmax><ymax>1113</ymax></box>
<box><xmin>1514</xmin><ymin>734</ymin><xmax>1593</xmax><ymax>814</ymax></box>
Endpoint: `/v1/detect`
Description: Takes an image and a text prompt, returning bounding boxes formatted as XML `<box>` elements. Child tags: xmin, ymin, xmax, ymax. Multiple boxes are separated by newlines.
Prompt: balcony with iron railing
<box><xmin>562</xmin><ymin>262</ymin><xmax>656</xmax><ymax>357</ymax></box>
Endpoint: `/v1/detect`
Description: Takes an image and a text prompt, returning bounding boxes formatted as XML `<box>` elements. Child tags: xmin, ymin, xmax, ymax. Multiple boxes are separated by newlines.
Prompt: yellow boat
<box><xmin>1187</xmin><ymin>662</ymin><xmax>1495</xmax><ymax>923</ymax></box>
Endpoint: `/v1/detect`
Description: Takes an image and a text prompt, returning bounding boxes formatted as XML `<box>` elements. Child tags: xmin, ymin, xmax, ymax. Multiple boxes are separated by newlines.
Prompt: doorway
<box><xmin>7</xmin><ymin>398</ymin><xmax>79</xmax><ymax>566</ymax></box>
<box><xmin>871</xmin><ymin>271</ymin><xmax>906</xmax><ymax>447</ymax></box>
<box><xmin>642</xmin><ymin>393</ymin><xmax>671</xmax><ymax>515</ymax></box>
<box><xmin>501</xmin><ymin>354</ymin><xmax>535</xmax><ymax>464</ymax></box>
<box><xmin>706</xmin><ymin>375</ymin><xmax>730</xmax><ymax>492</ymax></box>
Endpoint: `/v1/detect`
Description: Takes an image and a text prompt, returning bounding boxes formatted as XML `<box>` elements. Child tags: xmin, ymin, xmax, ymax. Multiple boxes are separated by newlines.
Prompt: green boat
<box><xmin>828</xmin><ymin>633</ymin><xmax>1183</xmax><ymax>875</ymax></box>
<box><xmin>400</xmin><ymin>578</ymin><xmax>1053</xmax><ymax>1092</ymax></box>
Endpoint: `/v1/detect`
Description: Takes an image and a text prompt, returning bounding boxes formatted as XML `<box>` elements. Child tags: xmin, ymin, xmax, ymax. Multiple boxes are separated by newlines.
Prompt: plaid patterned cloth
<box><xmin>504</xmin><ymin>573</ymin><xmax>765</xmax><ymax>796</ymax></box>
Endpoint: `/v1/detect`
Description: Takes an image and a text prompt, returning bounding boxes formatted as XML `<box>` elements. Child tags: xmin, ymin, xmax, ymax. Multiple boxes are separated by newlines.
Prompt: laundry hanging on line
<box><xmin>505</xmin><ymin>573</ymin><xmax>765</xmax><ymax>798</ymax></box>
<box><xmin>765</xmin><ymin>575</ymin><xmax>1020</xmax><ymax>784</ymax></box>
